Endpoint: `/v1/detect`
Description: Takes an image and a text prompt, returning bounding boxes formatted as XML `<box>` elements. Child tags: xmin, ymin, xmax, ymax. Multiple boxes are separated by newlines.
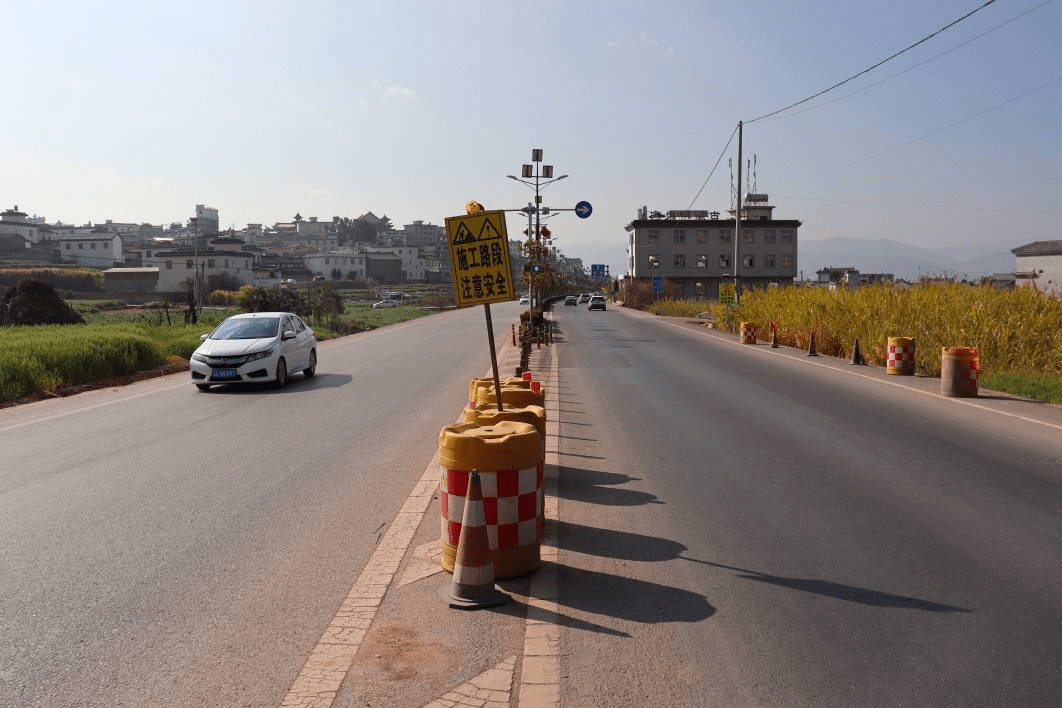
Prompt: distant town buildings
<box><xmin>0</xmin><ymin>202</ymin><xmax>476</xmax><ymax>295</ymax></box>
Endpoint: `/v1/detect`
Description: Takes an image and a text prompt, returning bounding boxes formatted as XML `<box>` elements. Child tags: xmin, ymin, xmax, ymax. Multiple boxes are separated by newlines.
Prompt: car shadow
<box><xmin>198</xmin><ymin>372</ymin><xmax>352</xmax><ymax>395</ymax></box>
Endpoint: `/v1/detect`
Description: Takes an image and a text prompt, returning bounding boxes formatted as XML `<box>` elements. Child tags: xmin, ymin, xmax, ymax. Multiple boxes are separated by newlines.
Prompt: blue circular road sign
<box><xmin>575</xmin><ymin>201</ymin><xmax>593</xmax><ymax>219</ymax></box>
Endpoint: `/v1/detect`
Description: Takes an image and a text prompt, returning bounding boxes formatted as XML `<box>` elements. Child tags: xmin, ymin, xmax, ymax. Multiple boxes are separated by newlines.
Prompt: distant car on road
<box><xmin>588</xmin><ymin>295</ymin><xmax>606</xmax><ymax>311</ymax></box>
<box><xmin>519</xmin><ymin>296</ymin><xmax>530</xmax><ymax>305</ymax></box>
<box><xmin>190</xmin><ymin>312</ymin><xmax>316</xmax><ymax>390</ymax></box>
<box><xmin>578</xmin><ymin>293</ymin><xmax>590</xmax><ymax>303</ymax></box>
<box><xmin>372</xmin><ymin>299</ymin><xmax>399</xmax><ymax>309</ymax></box>
<box><xmin>565</xmin><ymin>295</ymin><xmax>578</xmax><ymax>306</ymax></box>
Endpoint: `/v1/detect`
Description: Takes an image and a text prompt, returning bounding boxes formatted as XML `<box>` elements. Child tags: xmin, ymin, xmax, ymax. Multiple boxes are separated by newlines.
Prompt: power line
<box><xmin>746</xmin><ymin>0</ymin><xmax>999</xmax><ymax>124</ymax></box>
<box><xmin>761</xmin><ymin>0</ymin><xmax>1053</xmax><ymax>122</ymax></box>
<box><xmin>688</xmin><ymin>124</ymin><xmax>738</xmax><ymax>209</ymax></box>
<box><xmin>827</xmin><ymin>74</ymin><xmax>1062</xmax><ymax>174</ymax></box>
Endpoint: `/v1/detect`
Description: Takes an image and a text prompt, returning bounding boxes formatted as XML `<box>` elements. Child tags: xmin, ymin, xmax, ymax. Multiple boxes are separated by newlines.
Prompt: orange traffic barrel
<box><xmin>941</xmin><ymin>347</ymin><xmax>979</xmax><ymax>397</ymax></box>
<box><xmin>438</xmin><ymin>421</ymin><xmax>543</xmax><ymax>579</ymax></box>
<box><xmin>740</xmin><ymin>322</ymin><xmax>757</xmax><ymax>344</ymax></box>
<box><xmin>887</xmin><ymin>337</ymin><xmax>916</xmax><ymax>375</ymax></box>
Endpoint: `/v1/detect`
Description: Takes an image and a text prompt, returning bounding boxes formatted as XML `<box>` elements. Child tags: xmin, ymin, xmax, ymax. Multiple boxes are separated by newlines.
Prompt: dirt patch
<box><xmin>355</xmin><ymin>624</ymin><xmax>458</xmax><ymax>681</ymax></box>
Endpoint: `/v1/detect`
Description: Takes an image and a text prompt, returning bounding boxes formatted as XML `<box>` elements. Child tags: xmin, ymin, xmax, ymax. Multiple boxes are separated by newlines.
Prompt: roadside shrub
<box><xmin>234</xmin><ymin>286</ymin><xmax>310</xmax><ymax>317</ymax></box>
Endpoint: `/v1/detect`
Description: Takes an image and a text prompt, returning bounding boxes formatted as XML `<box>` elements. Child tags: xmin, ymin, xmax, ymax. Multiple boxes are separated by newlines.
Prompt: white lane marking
<box><xmin>653</xmin><ymin>317</ymin><xmax>1062</xmax><ymax>434</ymax></box>
<box><xmin>0</xmin><ymin>381</ymin><xmax>188</xmax><ymax>433</ymax></box>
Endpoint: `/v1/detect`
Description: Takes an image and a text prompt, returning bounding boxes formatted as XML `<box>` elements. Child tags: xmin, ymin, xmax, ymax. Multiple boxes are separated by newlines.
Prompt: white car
<box><xmin>190</xmin><ymin>312</ymin><xmax>316</xmax><ymax>390</ymax></box>
<box><xmin>372</xmin><ymin>299</ymin><xmax>399</xmax><ymax>309</ymax></box>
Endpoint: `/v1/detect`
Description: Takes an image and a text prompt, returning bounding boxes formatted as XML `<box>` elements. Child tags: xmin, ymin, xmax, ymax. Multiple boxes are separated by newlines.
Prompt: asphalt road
<box><xmin>0</xmin><ymin>303</ymin><xmax>523</xmax><ymax>708</ymax></box>
<box><xmin>549</xmin><ymin>303</ymin><xmax>1062</xmax><ymax>706</ymax></box>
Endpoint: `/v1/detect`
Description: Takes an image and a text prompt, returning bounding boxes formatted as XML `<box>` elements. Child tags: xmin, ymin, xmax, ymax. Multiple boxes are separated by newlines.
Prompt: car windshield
<box><xmin>211</xmin><ymin>317</ymin><xmax>280</xmax><ymax>340</ymax></box>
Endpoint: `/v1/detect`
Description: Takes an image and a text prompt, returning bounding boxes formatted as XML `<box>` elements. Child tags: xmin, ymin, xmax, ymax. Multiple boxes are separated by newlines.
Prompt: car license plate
<box><xmin>212</xmin><ymin>368</ymin><xmax>237</xmax><ymax>379</ymax></box>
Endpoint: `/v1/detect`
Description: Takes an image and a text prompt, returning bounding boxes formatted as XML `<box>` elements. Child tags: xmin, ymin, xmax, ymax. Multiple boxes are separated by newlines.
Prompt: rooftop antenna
<box><xmin>752</xmin><ymin>155</ymin><xmax>758</xmax><ymax>194</ymax></box>
<box><xmin>745</xmin><ymin>158</ymin><xmax>752</xmax><ymax>195</ymax></box>
<box><xmin>729</xmin><ymin>158</ymin><xmax>735</xmax><ymax>209</ymax></box>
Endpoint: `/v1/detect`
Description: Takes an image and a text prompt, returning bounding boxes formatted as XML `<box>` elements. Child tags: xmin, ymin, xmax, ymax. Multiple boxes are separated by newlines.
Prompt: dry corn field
<box><xmin>653</xmin><ymin>284</ymin><xmax>1062</xmax><ymax>377</ymax></box>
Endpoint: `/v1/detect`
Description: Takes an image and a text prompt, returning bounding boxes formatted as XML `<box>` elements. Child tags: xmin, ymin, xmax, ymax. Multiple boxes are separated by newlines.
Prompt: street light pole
<box><xmin>507</xmin><ymin>148</ymin><xmax>568</xmax><ymax>310</ymax></box>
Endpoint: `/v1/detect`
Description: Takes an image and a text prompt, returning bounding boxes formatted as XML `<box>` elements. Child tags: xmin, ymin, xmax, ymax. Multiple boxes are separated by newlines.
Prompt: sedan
<box><xmin>372</xmin><ymin>299</ymin><xmax>399</xmax><ymax>309</ymax></box>
<box><xmin>190</xmin><ymin>312</ymin><xmax>316</xmax><ymax>390</ymax></box>
<box><xmin>564</xmin><ymin>295</ymin><xmax>578</xmax><ymax>306</ymax></box>
<box><xmin>588</xmin><ymin>295</ymin><xmax>606</xmax><ymax>311</ymax></box>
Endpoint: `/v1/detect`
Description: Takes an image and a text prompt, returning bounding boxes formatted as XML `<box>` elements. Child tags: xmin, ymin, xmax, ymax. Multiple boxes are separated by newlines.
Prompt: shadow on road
<box><xmin>550</xmin><ymin>563</ymin><xmax>715</xmax><ymax>624</ymax></box>
<box><xmin>552</xmin><ymin>520</ymin><xmax>684</xmax><ymax>562</ymax></box>
<box><xmin>555</xmin><ymin>465</ymin><xmax>663</xmax><ymax>506</ymax></box>
<box><xmin>683</xmin><ymin>557</ymin><xmax>972</xmax><ymax>613</ymax></box>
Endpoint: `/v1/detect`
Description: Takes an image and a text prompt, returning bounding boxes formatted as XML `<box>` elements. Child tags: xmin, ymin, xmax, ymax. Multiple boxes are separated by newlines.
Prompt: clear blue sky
<box><xmin>4</xmin><ymin>0</ymin><xmax>1060</xmax><ymax>276</ymax></box>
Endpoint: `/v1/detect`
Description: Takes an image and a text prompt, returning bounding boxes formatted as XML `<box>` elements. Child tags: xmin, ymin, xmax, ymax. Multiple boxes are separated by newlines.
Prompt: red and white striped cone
<box><xmin>443</xmin><ymin>469</ymin><xmax>510</xmax><ymax>609</ymax></box>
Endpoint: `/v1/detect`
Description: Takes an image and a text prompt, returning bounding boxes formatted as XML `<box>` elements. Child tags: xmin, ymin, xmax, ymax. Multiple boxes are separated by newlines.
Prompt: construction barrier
<box><xmin>887</xmin><ymin>337</ymin><xmax>916</xmax><ymax>376</ymax></box>
<box><xmin>941</xmin><ymin>346</ymin><xmax>979</xmax><ymax>398</ymax></box>
<box><xmin>439</xmin><ymin>421</ymin><xmax>543</xmax><ymax>578</ymax></box>
<box><xmin>740</xmin><ymin>322</ymin><xmax>757</xmax><ymax>345</ymax></box>
<box><xmin>475</xmin><ymin>382</ymin><xmax>545</xmax><ymax>410</ymax></box>
<box><xmin>463</xmin><ymin>403</ymin><xmax>547</xmax><ymax>460</ymax></box>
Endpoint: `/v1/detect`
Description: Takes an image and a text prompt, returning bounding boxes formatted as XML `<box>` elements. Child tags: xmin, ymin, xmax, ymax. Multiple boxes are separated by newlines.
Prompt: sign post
<box><xmin>445</xmin><ymin>208</ymin><xmax>515</xmax><ymax>412</ymax></box>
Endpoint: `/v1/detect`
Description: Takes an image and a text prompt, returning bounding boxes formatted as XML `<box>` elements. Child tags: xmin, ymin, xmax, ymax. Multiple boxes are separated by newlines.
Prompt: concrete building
<box><xmin>0</xmin><ymin>205</ymin><xmax>43</xmax><ymax>243</ymax></box>
<box><xmin>1012</xmin><ymin>240</ymin><xmax>1062</xmax><ymax>296</ymax></box>
<box><xmin>625</xmin><ymin>193</ymin><xmax>800</xmax><ymax>299</ymax></box>
<box><xmin>194</xmin><ymin>205</ymin><xmax>219</xmax><ymax>235</ymax></box>
<box><xmin>305</xmin><ymin>249</ymin><xmax>367</xmax><ymax>281</ymax></box>
<box><xmin>58</xmin><ymin>233</ymin><xmax>124</xmax><ymax>268</ymax></box>
<box><xmin>147</xmin><ymin>246</ymin><xmax>254</xmax><ymax>293</ymax></box>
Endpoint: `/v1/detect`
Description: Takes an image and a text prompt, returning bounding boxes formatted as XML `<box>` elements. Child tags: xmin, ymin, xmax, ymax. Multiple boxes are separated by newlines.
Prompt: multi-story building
<box><xmin>194</xmin><ymin>205</ymin><xmax>219</xmax><ymax>235</ymax></box>
<box><xmin>625</xmin><ymin>192</ymin><xmax>800</xmax><ymax>299</ymax></box>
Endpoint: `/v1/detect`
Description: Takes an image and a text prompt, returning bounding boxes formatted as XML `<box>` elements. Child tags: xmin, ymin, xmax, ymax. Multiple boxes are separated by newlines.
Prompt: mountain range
<box><xmin>797</xmin><ymin>237</ymin><xmax>1019</xmax><ymax>282</ymax></box>
<box><xmin>563</xmin><ymin>237</ymin><xmax>1020</xmax><ymax>282</ymax></box>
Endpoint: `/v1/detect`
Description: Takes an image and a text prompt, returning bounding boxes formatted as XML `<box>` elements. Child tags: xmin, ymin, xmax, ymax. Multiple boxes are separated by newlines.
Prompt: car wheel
<box><xmin>196</xmin><ymin>384</ymin><xmax>211</xmax><ymax>391</ymax></box>
<box><xmin>303</xmin><ymin>350</ymin><xmax>317</xmax><ymax>378</ymax></box>
<box><xmin>275</xmin><ymin>358</ymin><xmax>288</xmax><ymax>388</ymax></box>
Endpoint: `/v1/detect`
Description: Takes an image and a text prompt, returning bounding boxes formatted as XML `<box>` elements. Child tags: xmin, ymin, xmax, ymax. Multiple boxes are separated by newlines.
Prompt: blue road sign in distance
<box><xmin>591</xmin><ymin>264</ymin><xmax>605</xmax><ymax>278</ymax></box>
<box><xmin>575</xmin><ymin>201</ymin><xmax>592</xmax><ymax>219</ymax></box>
<box><xmin>652</xmin><ymin>276</ymin><xmax>664</xmax><ymax>293</ymax></box>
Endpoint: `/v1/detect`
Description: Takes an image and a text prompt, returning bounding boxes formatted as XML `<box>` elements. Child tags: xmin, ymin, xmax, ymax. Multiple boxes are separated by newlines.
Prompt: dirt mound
<box><xmin>0</xmin><ymin>279</ymin><xmax>85</xmax><ymax>325</ymax></box>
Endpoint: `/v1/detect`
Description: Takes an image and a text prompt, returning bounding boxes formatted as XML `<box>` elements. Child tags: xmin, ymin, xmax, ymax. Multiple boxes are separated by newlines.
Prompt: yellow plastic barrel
<box><xmin>438</xmin><ymin>421</ymin><xmax>544</xmax><ymax>578</ymax></box>
<box><xmin>467</xmin><ymin>377</ymin><xmax>495</xmax><ymax>409</ymax></box>
<box><xmin>463</xmin><ymin>404</ymin><xmax>547</xmax><ymax>460</ymax></box>
<box><xmin>740</xmin><ymin>322</ymin><xmax>757</xmax><ymax>344</ymax></box>
<box><xmin>941</xmin><ymin>347</ymin><xmax>979</xmax><ymax>397</ymax></box>
<box><xmin>886</xmin><ymin>337</ymin><xmax>916</xmax><ymax>376</ymax></box>
<box><xmin>476</xmin><ymin>383</ymin><xmax>545</xmax><ymax>410</ymax></box>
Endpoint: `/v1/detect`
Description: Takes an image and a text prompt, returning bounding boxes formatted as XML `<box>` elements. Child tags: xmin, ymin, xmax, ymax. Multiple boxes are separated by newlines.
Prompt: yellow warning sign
<box><xmin>719</xmin><ymin>282</ymin><xmax>736</xmax><ymax>305</ymax></box>
<box><xmin>445</xmin><ymin>210</ymin><xmax>514</xmax><ymax>308</ymax></box>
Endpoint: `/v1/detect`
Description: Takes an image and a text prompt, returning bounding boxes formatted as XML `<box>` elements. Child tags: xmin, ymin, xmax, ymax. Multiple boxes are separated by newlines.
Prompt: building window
<box><xmin>165</xmin><ymin>260</ymin><xmax>172</xmax><ymax>270</ymax></box>
<box><xmin>648</xmin><ymin>254</ymin><xmax>660</xmax><ymax>268</ymax></box>
<box><xmin>720</xmin><ymin>230</ymin><xmax>731</xmax><ymax>243</ymax></box>
<box><xmin>91</xmin><ymin>242</ymin><xmax>96</xmax><ymax>249</ymax></box>
<box><xmin>697</xmin><ymin>254</ymin><xmax>707</xmax><ymax>269</ymax></box>
<box><xmin>65</xmin><ymin>243</ymin><xmax>71</xmax><ymax>250</ymax></box>
<box><xmin>696</xmin><ymin>282</ymin><xmax>705</xmax><ymax>296</ymax></box>
<box><xmin>781</xmin><ymin>229</ymin><xmax>794</xmax><ymax>243</ymax></box>
<box><xmin>743</xmin><ymin>230</ymin><xmax>754</xmax><ymax>244</ymax></box>
<box><xmin>696</xmin><ymin>230</ymin><xmax>707</xmax><ymax>243</ymax></box>
<box><xmin>782</xmin><ymin>255</ymin><xmax>793</xmax><ymax>268</ymax></box>
<box><xmin>765</xmin><ymin>254</ymin><xmax>777</xmax><ymax>268</ymax></box>
<box><xmin>673</xmin><ymin>229</ymin><xmax>686</xmax><ymax>244</ymax></box>
<box><xmin>743</xmin><ymin>255</ymin><xmax>754</xmax><ymax>268</ymax></box>
<box><xmin>648</xmin><ymin>230</ymin><xmax>660</xmax><ymax>244</ymax></box>
<box><xmin>324</xmin><ymin>257</ymin><xmax>330</xmax><ymax>265</ymax></box>
<box><xmin>719</xmin><ymin>254</ymin><xmax>730</xmax><ymax>268</ymax></box>
<box><xmin>207</xmin><ymin>259</ymin><xmax>215</xmax><ymax>268</ymax></box>
<box><xmin>78</xmin><ymin>243</ymin><xmax>84</xmax><ymax>249</ymax></box>
<box><xmin>187</xmin><ymin>260</ymin><xmax>193</xmax><ymax>269</ymax></box>
<box><xmin>764</xmin><ymin>230</ymin><xmax>776</xmax><ymax>243</ymax></box>
<box><xmin>674</xmin><ymin>254</ymin><xmax>686</xmax><ymax>268</ymax></box>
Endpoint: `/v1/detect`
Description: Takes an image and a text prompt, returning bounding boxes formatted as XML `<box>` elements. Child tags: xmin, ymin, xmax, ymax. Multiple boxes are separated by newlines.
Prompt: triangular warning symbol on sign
<box><xmin>477</xmin><ymin>217</ymin><xmax>502</xmax><ymax>242</ymax></box>
<box><xmin>451</xmin><ymin>222</ymin><xmax>476</xmax><ymax>245</ymax></box>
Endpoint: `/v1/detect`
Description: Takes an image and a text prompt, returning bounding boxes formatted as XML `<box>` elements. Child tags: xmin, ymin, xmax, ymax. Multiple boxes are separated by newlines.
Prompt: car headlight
<box><xmin>247</xmin><ymin>349</ymin><xmax>273</xmax><ymax>361</ymax></box>
<box><xmin>191</xmin><ymin>353</ymin><xmax>208</xmax><ymax>363</ymax></box>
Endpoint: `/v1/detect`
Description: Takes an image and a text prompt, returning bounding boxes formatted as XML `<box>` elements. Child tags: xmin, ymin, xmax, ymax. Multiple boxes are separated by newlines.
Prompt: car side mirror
<box><xmin>282</xmin><ymin>330</ymin><xmax>296</xmax><ymax>341</ymax></box>
<box><xmin>200</xmin><ymin>333</ymin><xmax>209</xmax><ymax>341</ymax></box>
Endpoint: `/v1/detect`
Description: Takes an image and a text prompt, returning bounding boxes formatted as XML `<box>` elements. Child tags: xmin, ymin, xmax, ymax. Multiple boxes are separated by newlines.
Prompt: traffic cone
<box><xmin>443</xmin><ymin>470</ymin><xmax>510</xmax><ymax>609</ymax></box>
<box><xmin>807</xmin><ymin>332</ymin><xmax>818</xmax><ymax>357</ymax></box>
<box><xmin>770</xmin><ymin>322</ymin><xmax>779</xmax><ymax>348</ymax></box>
<box><xmin>850</xmin><ymin>336</ymin><xmax>864</xmax><ymax>365</ymax></box>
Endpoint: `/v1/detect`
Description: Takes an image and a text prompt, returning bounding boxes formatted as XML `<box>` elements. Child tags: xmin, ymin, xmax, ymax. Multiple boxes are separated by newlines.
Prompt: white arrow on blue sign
<box><xmin>575</xmin><ymin>201</ymin><xmax>592</xmax><ymax>219</ymax></box>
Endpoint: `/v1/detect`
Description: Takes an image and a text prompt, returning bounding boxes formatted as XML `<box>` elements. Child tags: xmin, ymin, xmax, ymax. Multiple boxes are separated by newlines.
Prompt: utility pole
<box><xmin>735</xmin><ymin>120</ymin><xmax>743</xmax><ymax>304</ymax></box>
